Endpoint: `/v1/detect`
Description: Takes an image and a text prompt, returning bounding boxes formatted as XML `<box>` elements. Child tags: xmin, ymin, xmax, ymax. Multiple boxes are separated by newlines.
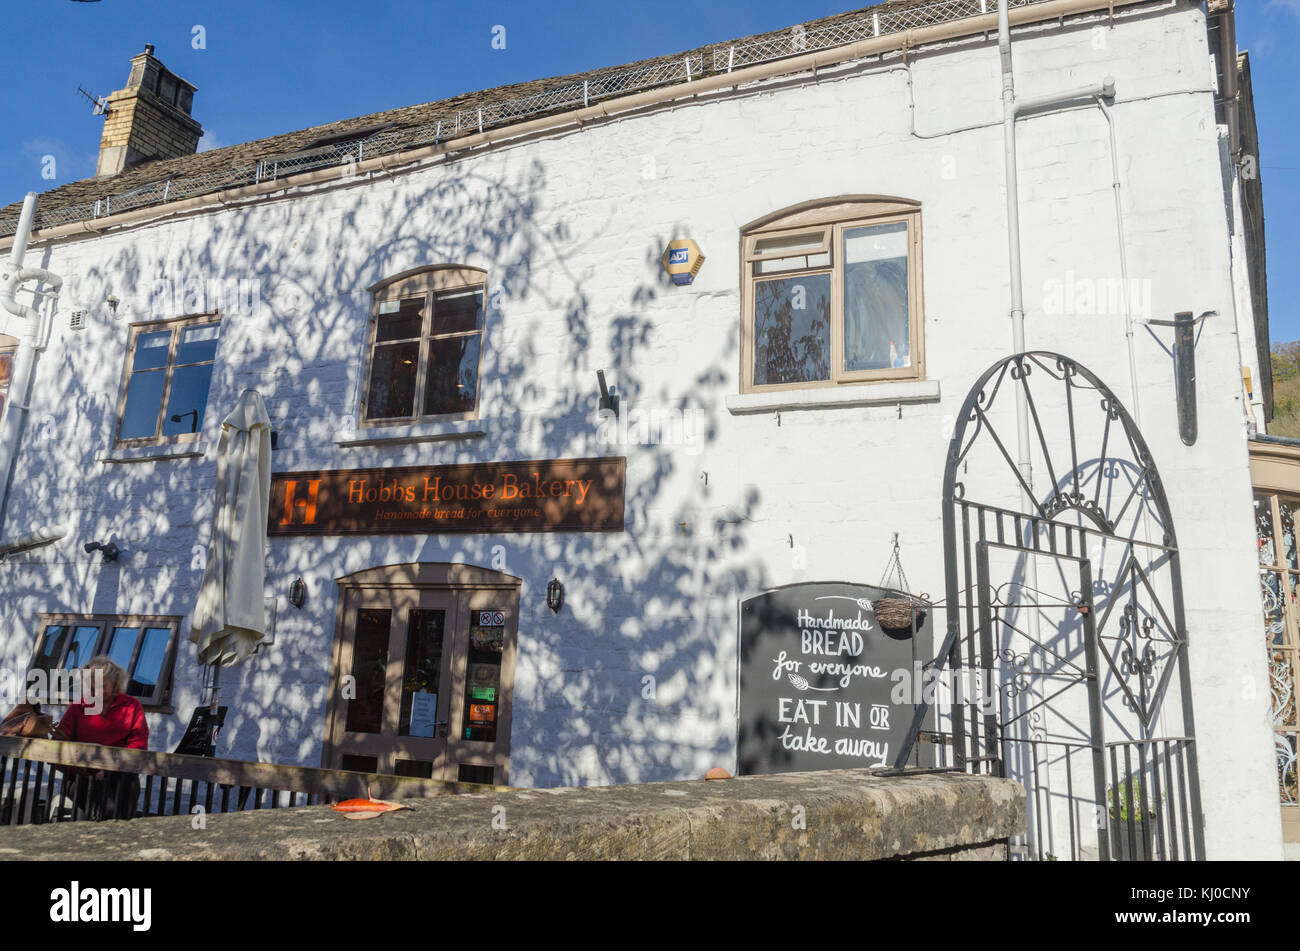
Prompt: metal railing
<box><xmin>0</xmin><ymin>736</ymin><xmax>491</xmax><ymax>827</ymax></box>
<box><xmin>925</xmin><ymin>729</ymin><xmax>1201</xmax><ymax>860</ymax></box>
<box><xmin>0</xmin><ymin>0</ymin><xmax>1059</xmax><ymax>238</ymax></box>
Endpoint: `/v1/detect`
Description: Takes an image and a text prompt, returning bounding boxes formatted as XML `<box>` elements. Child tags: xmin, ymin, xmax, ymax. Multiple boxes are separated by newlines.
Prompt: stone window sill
<box><xmin>96</xmin><ymin>443</ymin><xmax>205</xmax><ymax>464</ymax></box>
<box><xmin>334</xmin><ymin>419</ymin><xmax>487</xmax><ymax>447</ymax></box>
<box><xmin>725</xmin><ymin>379</ymin><xmax>941</xmax><ymax>415</ymax></box>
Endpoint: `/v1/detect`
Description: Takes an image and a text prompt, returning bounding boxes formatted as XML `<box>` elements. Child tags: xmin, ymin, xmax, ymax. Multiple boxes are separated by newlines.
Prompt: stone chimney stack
<box><xmin>96</xmin><ymin>44</ymin><xmax>203</xmax><ymax>177</ymax></box>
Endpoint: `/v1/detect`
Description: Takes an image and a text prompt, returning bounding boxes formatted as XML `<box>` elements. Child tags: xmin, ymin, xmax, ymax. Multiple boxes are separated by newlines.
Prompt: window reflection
<box><xmin>175</xmin><ymin>324</ymin><xmax>220</xmax><ymax>364</ymax></box>
<box><xmin>364</xmin><ymin>277</ymin><xmax>485</xmax><ymax>423</ymax></box>
<box><xmin>399</xmin><ymin>609</ymin><xmax>445</xmax><ymax>737</ymax></box>
<box><xmin>162</xmin><ymin>364</ymin><xmax>215</xmax><ymax>435</ymax></box>
<box><xmin>65</xmin><ymin>626</ymin><xmax>100</xmax><ymax>669</ymax></box>
<box><xmin>133</xmin><ymin>331</ymin><xmax>170</xmax><ymax>370</ymax></box>
<box><xmin>463</xmin><ymin>615</ymin><xmax>504</xmax><ymax>743</ymax></box>
<box><xmin>128</xmin><ymin>628</ymin><xmax>170</xmax><ymax>696</ymax></box>
<box><xmin>743</xmin><ymin>203</ymin><xmax>923</xmax><ymax>392</ymax></box>
<box><xmin>843</xmin><ymin>222</ymin><xmax>910</xmax><ymax>372</ymax></box>
<box><xmin>33</xmin><ymin>625</ymin><xmax>70</xmax><ymax>671</ymax></box>
<box><xmin>376</xmin><ymin>298</ymin><xmax>423</xmax><ymax>341</ymax></box>
<box><xmin>118</xmin><ymin>320</ymin><xmax>220</xmax><ymax>443</ymax></box>
<box><xmin>346</xmin><ymin>609</ymin><xmax>390</xmax><ymax>734</ymax></box>
<box><xmin>424</xmin><ymin>335</ymin><xmax>480</xmax><ymax>415</ymax></box>
<box><xmin>120</xmin><ymin>369</ymin><xmax>167</xmax><ymax>439</ymax></box>
<box><xmin>29</xmin><ymin>616</ymin><xmax>179</xmax><ymax>705</ymax></box>
<box><xmin>753</xmin><ymin>274</ymin><xmax>831</xmax><ymax>386</ymax></box>
<box><xmin>107</xmin><ymin>626</ymin><xmax>139</xmax><ymax>672</ymax></box>
<box><xmin>431</xmin><ymin>288</ymin><xmax>483</xmax><ymax>335</ymax></box>
<box><xmin>367</xmin><ymin>342</ymin><xmax>419</xmax><ymax>418</ymax></box>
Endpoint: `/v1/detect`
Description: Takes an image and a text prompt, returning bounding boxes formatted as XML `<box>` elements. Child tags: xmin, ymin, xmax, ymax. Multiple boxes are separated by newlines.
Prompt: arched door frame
<box><xmin>323</xmin><ymin>562</ymin><xmax>521</xmax><ymax>785</ymax></box>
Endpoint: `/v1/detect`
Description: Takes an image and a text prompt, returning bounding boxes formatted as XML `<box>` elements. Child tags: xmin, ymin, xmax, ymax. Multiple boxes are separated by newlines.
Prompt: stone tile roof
<box><xmin>0</xmin><ymin>0</ymin><xmax>1064</xmax><ymax>228</ymax></box>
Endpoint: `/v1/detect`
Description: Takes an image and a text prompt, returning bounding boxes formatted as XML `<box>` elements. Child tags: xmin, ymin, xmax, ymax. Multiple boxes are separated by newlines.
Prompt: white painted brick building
<box><xmin>0</xmin><ymin>0</ymin><xmax>1282</xmax><ymax>859</ymax></box>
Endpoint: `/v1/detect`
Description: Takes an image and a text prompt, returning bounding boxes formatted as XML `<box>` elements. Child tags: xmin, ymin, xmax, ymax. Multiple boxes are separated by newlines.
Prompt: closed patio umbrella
<box><xmin>191</xmin><ymin>388</ymin><xmax>272</xmax><ymax>668</ymax></box>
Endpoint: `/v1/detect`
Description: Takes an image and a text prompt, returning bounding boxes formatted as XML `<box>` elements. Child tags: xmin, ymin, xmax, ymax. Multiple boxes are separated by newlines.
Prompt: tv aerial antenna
<box><xmin>76</xmin><ymin>85</ymin><xmax>111</xmax><ymax>117</ymax></box>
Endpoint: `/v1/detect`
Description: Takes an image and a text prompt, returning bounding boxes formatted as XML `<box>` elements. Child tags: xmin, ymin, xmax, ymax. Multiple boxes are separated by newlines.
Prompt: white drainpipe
<box><xmin>1095</xmin><ymin>96</ymin><xmax>1142</xmax><ymax>429</ymax></box>
<box><xmin>0</xmin><ymin>192</ymin><xmax>62</xmax><ymax>537</ymax></box>
<box><xmin>999</xmin><ymin>1</ymin><xmax>1116</xmax><ymax>490</ymax></box>
<box><xmin>998</xmin><ymin>0</ymin><xmax>1032</xmax><ymax>496</ymax></box>
<box><xmin>997</xmin><ymin>1</ymin><xmax>1116</xmax><ymax>690</ymax></box>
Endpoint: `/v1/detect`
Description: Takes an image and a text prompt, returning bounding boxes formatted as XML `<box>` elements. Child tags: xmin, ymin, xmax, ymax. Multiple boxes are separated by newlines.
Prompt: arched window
<box><xmin>362</xmin><ymin>266</ymin><xmax>487</xmax><ymax>424</ymax></box>
<box><xmin>740</xmin><ymin>197</ymin><xmax>925</xmax><ymax>393</ymax></box>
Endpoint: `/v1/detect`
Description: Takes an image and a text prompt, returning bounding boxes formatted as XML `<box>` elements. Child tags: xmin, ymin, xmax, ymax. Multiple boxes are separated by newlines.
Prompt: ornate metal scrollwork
<box><xmin>998</xmin><ymin>647</ymin><xmax>1033</xmax><ymax>698</ymax></box>
<box><xmin>1042</xmin><ymin>490</ymin><xmax>1116</xmax><ymax>534</ymax></box>
<box><xmin>1120</xmin><ymin>642</ymin><xmax>1157</xmax><ymax>679</ymax></box>
<box><xmin>1029</xmin><ymin>709</ymin><xmax>1046</xmax><ymax>743</ymax></box>
<box><xmin>934</xmin><ymin>351</ymin><xmax>1203</xmax><ymax>858</ymax></box>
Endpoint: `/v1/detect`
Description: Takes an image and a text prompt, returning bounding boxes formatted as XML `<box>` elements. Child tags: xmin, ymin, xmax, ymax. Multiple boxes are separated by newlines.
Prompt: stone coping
<box><xmin>0</xmin><ymin>768</ymin><xmax>1023</xmax><ymax>861</ymax></box>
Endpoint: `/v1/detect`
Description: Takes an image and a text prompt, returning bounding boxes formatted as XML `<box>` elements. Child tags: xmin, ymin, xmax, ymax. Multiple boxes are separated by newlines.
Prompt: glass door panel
<box><xmin>345</xmin><ymin>607</ymin><xmax>390</xmax><ymax>734</ymax></box>
<box><xmin>399</xmin><ymin>608</ymin><xmax>446</xmax><ymax>737</ymax></box>
<box><xmin>463</xmin><ymin>613</ymin><xmax>504</xmax><ymax>742</ymax></box>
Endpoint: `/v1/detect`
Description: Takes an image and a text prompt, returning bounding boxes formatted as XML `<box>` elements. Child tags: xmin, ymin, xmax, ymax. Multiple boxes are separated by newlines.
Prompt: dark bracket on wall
<box><xmin>1142</xmin><ymin>310</ymin><xmax>1216</xmax><ymax>447</ymax></box>
<box><xmin>1172</xmin><ymin>312</ymin><xmax>1197</xmax><ymax>446</ymax></box>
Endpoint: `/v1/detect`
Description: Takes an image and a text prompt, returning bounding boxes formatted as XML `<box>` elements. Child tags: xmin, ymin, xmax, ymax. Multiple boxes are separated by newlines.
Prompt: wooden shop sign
<box><xmin>268</xmin><ymin>456</ymin><xmax>625</xmax><ymax>536</ymax></box>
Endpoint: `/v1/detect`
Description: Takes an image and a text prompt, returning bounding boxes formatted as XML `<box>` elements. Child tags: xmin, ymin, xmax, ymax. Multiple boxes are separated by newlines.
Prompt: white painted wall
<box><xmin>0</xmin><ymin>2</ymin><xmax>1282</xmax><ymax>858</ymax></box>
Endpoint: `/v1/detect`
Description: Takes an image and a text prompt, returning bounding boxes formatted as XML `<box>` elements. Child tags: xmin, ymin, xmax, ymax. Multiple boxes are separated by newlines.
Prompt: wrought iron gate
<box><xmin>906</xmin><ymin>352</ymin><xmax>1205</xmax><ymax>861</ymax></box>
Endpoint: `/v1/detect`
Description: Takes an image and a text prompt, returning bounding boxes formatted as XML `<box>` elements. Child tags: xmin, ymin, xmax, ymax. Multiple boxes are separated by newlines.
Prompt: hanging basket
<box><xmin>874</xmin><ymin>535</ymin><xmax>928</xmax><ymax>631</ymax></box>
<box><xmin>873</xmin><ymin>594</ymin><xmax>928</xmax><ymax>632</ymax></box>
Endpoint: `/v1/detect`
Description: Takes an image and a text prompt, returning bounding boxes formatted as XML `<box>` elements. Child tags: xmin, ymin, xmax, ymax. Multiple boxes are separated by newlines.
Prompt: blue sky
<box><xmin>1</xmin><ymin>0</ymin><xmax>1296</xmax><ymax>340</ymax></box>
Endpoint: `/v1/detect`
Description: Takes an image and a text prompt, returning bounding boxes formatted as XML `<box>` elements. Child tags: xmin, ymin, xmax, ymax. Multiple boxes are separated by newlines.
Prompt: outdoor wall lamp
<box><xmin>546</xmin><ymin>577</ymin><xmax>564</xmax><ymax>614</ymax></box>
<box><xmin>83</xmin><ymin>540</ymin><xmax>119</xmax><ymax>563</ymax></box>
<box><xmin>597</xmin><ymin>370</ymin><xmax>619</xmax><ymax>419</ymax></box>
<box><xmin>289</xmin><ymin>577</ymin><xmax>307</xmax><ymax>609</ymax></box>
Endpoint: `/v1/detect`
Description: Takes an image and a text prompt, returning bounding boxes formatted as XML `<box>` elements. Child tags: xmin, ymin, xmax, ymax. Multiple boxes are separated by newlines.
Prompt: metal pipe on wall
<box><xmin>0</xmin><ymin>192</ymin><xmax>62</xmax><ymax>537</ymax></box>
<box><xmin>998</xmin><ymin>0</ymin><xmax>1032</xmax><ymax>493</ymax></box>
<box><xmin>1096</xmin><ymin>95</ymin><xmax>1143</xmax><ymax>429</ymax></box>
<box><xmin>994</xmin><ymin>2</ymin><xmax>1118</xmax><ymax>771</ymax></box>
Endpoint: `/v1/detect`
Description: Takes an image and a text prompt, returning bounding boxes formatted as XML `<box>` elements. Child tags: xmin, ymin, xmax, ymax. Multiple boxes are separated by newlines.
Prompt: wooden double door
<box><xmin>324</xmin><ymin>564</ymin><xmax>518</xmax><ymax>785</ymax></box>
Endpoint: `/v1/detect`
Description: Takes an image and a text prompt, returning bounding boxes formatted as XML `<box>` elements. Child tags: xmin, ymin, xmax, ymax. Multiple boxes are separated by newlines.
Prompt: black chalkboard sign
<box><xmin>738</xmin><ymin>582</ymin><xmax>929</xmax><ymax>775</ymax></box>
<box><xmin>173</xmin><ymin>706</ymin><xmax>227</xmax><ymax>757</ymax></box>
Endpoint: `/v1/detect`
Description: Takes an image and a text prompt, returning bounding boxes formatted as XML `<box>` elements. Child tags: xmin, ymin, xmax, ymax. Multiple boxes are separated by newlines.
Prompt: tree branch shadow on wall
<box><xmin>0</xmin><ymin>153</ymin><xmax>771</xmax><ymax>788</ymax></box>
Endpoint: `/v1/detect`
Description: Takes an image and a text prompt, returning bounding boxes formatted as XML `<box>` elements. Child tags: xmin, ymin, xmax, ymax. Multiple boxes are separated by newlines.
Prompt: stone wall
<box><xmin>0</xmin><ymin>769</ymin><xmax>1024</xmax><ymax>861</ymax></box>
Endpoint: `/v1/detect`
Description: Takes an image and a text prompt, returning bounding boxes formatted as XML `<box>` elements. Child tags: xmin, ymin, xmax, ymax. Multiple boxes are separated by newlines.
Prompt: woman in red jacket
<box><xmin>56</xmin><ymin>656</ymin><xmax>149</xmax><ymax>820</ymax></box>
